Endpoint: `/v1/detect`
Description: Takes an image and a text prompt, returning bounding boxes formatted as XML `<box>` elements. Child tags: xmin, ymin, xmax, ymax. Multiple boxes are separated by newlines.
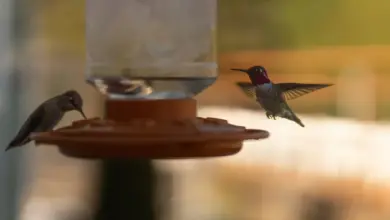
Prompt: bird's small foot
<box><xmin>266</xmin><ymin>112</ymin><xmax>276</xmax><ymax>120</ymax></box>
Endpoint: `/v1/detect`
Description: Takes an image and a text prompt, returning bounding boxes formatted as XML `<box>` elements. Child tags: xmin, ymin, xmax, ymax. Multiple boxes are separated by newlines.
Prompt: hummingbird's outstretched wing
<box><xmin>6</xmin><ymin>104</ymin><xmax>45</xmax><ymax>151</ymax></box>
<box><xmin>277</xmin><ymin>83</ymin><xmax>333</xmax><ymax>100</ymax></box>
<box><xmin>235</xmin><ymin>82</ymin><xmax>265</xmax><ymax>109</ymax></box>
<box><xmin>236</xmin><ymin>82</ymin><xmax>257</xmax><ymax>99</ymax></box>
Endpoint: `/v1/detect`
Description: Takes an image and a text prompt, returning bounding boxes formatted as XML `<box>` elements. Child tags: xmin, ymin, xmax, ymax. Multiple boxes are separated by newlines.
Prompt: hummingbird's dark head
<box><xmin>61</xmin><ymin>90</ymin><xmax>87</xmax><ymax>119</ymax></box>
<box><xmin>231</xmin><ymin>66</ymin><xmax>270</xmax><ymax>85</ymax></box>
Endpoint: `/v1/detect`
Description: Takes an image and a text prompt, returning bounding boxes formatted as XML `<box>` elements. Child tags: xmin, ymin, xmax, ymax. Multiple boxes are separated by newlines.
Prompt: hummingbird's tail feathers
<box><xmin>284</xmin><ymin>113</ymin><xmax>305</xmax><ymax>127</ymax></box>
<box><xmin>5</xmin><ymin>142</ymin><xmax>17</xmax><ymax>151</ymax></box>
<box><xmin>280</xmin><ymin>108</ymin><xmax>305</xmax><ymax>127</ymax></box>
<box><xmin>236</xmin><ymin>82</ymin><xmax>257</xmax><ymax>100</ymax></box>
<box><xmin>6</xmin><ymin>137</ymin><xmax>31</xmax><ymax>151</ymax></box>
<box><xmin>278</xmin><ymin>83</ymin><xmax>333</xmax><ymax>101</ymax></box>
<box><xmin>293</xmin><ymin>116</ymin><xmax>305</xmax><ymax>127</ymax></box>
<box><xmin>5</xmin><ymin>145</ymin><xmax>15</xmax><ymax>151</ymax></box>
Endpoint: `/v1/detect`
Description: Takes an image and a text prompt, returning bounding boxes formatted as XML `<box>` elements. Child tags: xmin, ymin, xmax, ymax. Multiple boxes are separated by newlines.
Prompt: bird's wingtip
<box><xmin>236</xmin><ymin>81</ymin><xmax>253</xmax><ymax>86</ymax></box>
<box><xmin>317</xmin><ymin>83</ymin><xmax>334</xmax><ymax>89</ymax></box>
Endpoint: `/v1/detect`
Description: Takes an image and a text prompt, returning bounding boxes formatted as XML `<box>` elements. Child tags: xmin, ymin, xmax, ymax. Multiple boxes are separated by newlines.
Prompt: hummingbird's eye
<box><xmin>68</xmin><ymin>97</ymin><xmax>75</xmax><ymax>105</ymax></box>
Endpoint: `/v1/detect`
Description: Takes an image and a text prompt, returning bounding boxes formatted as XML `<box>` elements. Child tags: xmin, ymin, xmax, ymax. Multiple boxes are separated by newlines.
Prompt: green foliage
<box><xmin>38</xmin><ymin>0</ymin><xmax>390</xmax><ymax>58</ymax></box>
<box><xmin>219</xmin><ymin>0</ymin><xmax>390</xmax><ymax>51</ymax></box>
<box><xmin>39</xmin><ymin>0</ymin><xmax>390</xmax><ymax>52</ymax></box>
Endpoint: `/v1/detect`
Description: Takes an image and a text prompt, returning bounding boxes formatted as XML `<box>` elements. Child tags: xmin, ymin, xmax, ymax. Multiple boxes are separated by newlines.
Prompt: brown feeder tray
<box><xmin>30</xmin><ymin>98</ymin><xmax>269</xmax><ymax>159</ymax></box>
<box><xmin>30</xmin><ymin>117</ymin><xmax>269</xmax><ymax>159</ymax></box>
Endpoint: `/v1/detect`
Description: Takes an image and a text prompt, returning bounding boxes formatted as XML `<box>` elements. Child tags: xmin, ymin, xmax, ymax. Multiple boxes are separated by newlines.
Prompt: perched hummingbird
<box><xmin>6</xmin><ymin>90</ymin><xmax>87</xmax><ymax>151</ymax></box>
<box><xmin>231</xmin><ymin>66</ymin><xmax>333</xmax><ymax>127</ymax></box>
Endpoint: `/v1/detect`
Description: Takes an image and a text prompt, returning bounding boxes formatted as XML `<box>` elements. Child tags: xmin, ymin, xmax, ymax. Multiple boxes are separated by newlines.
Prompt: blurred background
<box><xmin>2</xmin><ymin>0</ymin><xmax>390</xmax><ymax>219</ymax></box>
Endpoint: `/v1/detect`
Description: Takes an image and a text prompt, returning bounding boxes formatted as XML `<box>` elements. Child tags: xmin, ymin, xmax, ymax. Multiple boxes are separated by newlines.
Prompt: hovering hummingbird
<box><xmin>6</xmin><ymin>90</ymin><xmax>87</xmax><ymax>151</ymax></box>
<box><xmin>231</xmin><ymin>66</ymin><xmax>333</xmax><ymax>127</ymax></box>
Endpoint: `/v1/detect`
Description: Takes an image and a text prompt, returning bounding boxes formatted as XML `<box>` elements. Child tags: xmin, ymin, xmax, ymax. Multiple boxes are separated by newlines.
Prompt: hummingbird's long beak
<box><xmin>77</xmin><ymin>108</ymin><xmax>87</xmax><ymax>119</ymax></box>
<box><xmin>231</xmin><ymin>68</ymin><xmax>248</xmax><ymax>73</ymax></box>
<box><xmin>70</xmin><ymin>101</ymin><xmax>87</xmax><ymax>119</ymax></box>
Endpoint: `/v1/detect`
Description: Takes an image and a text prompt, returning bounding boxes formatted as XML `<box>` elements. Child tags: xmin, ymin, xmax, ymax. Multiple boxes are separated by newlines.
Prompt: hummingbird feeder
<box><xmin>30</xmin><ymin>0</ymin><xmax>269</xmax><ymax>159</ymax></box>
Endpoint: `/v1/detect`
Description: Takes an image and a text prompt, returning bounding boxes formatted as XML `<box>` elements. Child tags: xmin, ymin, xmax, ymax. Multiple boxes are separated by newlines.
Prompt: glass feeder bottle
<box><xmin>86</xmin><ymin>0</ymin><xmax>218</xmax><ymax>100</ymax></box>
